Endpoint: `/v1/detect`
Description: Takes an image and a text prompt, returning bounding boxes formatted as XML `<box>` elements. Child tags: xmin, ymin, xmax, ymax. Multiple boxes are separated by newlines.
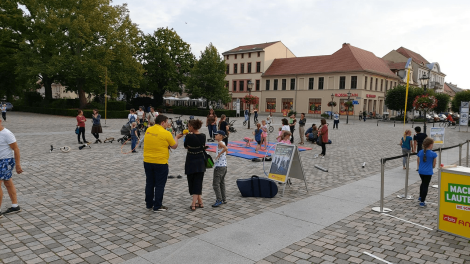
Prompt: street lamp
<box><xmin>346</xmin><ymin>91</ymin><xmax>351</xmax><ymax>124</ymax></box>
<box><xmin>247</xmin><ymin>80</ymin><xmax>253</xmax><ymax>129</ymax></box>
<box><xmin>420</xmin><ymin>72</ymin><xmax>430</xmax><ymax>135</ymax></box>
<box><xmin>330</xmin><ymin>93</ymin><xmax>334</xmax><ymax>120</ymax></box>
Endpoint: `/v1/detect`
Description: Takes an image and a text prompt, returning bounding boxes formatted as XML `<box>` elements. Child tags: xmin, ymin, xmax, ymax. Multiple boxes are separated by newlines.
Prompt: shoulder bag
<box><xmin>75</xmin><ymin>126</ymin><xmax>80</xmax><ymax>134</ymax></box>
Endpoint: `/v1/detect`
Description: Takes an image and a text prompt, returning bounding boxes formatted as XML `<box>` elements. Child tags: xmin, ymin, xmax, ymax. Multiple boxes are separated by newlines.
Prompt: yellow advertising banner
<box><xmin>268</xmin><ymin>173</ymin><xmax>287</xmax><ymax>183</ymax></box>
<box><xmin>438</xmin><ymin>170</ymin><xmax>470</xmax><ymax>239</ymax></box>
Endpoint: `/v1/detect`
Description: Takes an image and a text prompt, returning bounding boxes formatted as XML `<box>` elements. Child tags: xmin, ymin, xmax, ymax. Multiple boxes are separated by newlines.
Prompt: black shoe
<box><xmin>4</xmin><ymin>206</ymin><xmax>21</xmax><ymax>215</ymax></box>
<box><xmin>177</xmin><ymin>175</ymin><xmax>182</xmax><ymax>179</ymax></box>
<box><xmin>93</xmin><ymin>140</ymin><xmax>99</xmax><ymax>144</ymax></box>
<box><xmin>154</xmin><ymin>206</ymin><xmax>168</xmax><ymax>212</ymax></box>
<box><xmin>168</xmin><ymin>175</ymin><xmax>175</xmax><ymax>179</ymax></box>
<box><xmin>78</xmin><ymin>141</ymin><xmax>83</xmax><ymax>144</ymax></box>
<box><xmin>97</xmin><ymin>139</ymin><xmax>102</xmax><ymax>143</ymax></box>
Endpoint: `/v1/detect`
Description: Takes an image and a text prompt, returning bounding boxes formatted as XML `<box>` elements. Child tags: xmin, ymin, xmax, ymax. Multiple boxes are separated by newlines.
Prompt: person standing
<box><xmin>91</xmin><ymin>109</ymin><xmax>102</xmax><ymax>144</ymax></box>
<box><xmin>143</xmin><ymin>115</ymin><xmax>183</xmax><ymax>212</ymax></box>
<box><xmin>315</xmin><ymin>118</ymin><xmax>328</xmax><ymax>159</ymax></box>
<box><xmin>254</xmin><ymin>109</ymin><xmax>258</xmax><ymax>123</ymax></box>
<box><xmin>137</xmin><ymin>107</ymin><xmax>145</xmax><ymax>125</ymax></box>
<box><xmin>400</xmin><ymin>129</ymin><xmax>413</xmax><ymax>169</ymax></box>
<box><xmin>333</xmin><ymin>112</ymin><xmax>339</xmax><ymax>129</ymax></box>
<box><xmin>359</xmin><ymin>111</ymin><xmax>362</xmax><ymax>120</ymax></box>
<box><xmin>417</xmin><ymin>138</ymin><xmax>437</xmax><ymax>207</ymax></box>
<box><xmin>128</xmin><ymin>109</ymin><xmax>137</xmax><ymax>124</ymax></box>
<box><xmin>253</xmin><ymin>123</ymin><xmax>263</xmax><ymax>153</ymax></box>
<box><xmin>130</xmin><ymin>122</ymin><xmax>139</xmax><ymax>153</ymax></box>
<box><xmin>218</xmin><ymin>114</ymin><xmax>229</xmax><ymax>146</ymax></box>
<box><xmin>1</xmin><ymin>104</ymin><xmax>6</xmax><ymax>121</ymax></box>
<box><xmin>244</xmin><ymin>109</ymin><xmax>249</xmax><ymax>123</ymax></box>
<box><xmin>147</xmin><ymin>105</ymin><xmax>152</xmax><ymax>113</ymax></box>
<box><xmin>76</xmin><ymin>110</ymin><xmax>88</xmax><ymax>144</ymax></box>
<box><xmin>212</xmin><ymin>130</ymin><xmax>228</xmax><ymax>207</ymax></box>
<box><xmin>288</xmin><ymin>114</ymin><xmax>297</xmax><ymax>144</ymax></box>
<box><xmin>298</xmin><ymin>113</ymin><xmax>306</xmax><ymax>145</ymax></box>
<box><xmin>206</xmin><ymin>109</ymin><xmax>217</xmax><ymax>141</ymax></box>
<box><xmin>184</xmin><ymin>119</ymin><xmax>206</xmax><ymax>211</ymax></box>
<box><xmin>413</xmin><ymin>126</ymin><xmax>427</xmax><ymax>171</ymax></box>
<box><xmin>362</xmin><ymin>111</ymin><xmax>367</xmax><ymax>122</ymax></box>
<box><xmin>146</xmin><ymin>107</ymin><xmax>158</xmax><ymax>127</ymax></box>
<box><xmin>0</xmin><ymin>119</ymin><xmax>23</xmax><ymax>217</ymax></box>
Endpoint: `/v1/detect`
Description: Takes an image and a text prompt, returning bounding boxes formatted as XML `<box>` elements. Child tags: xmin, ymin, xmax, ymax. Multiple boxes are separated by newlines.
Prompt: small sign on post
<box><xmin>430</xmin><ymin>127</ymin><xmax>445</xmax><ymax>144</ymax></box>
<box><xmin>460</xmin><ymin>102</ymin><xmax>469</xmax><ymax>132</ymax></box>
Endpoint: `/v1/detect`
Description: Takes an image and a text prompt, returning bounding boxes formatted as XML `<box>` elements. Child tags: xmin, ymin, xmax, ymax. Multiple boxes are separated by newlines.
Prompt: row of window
<box><xmin>226</xmin><ymin>62</ymin><xmax>261</xmax><ymax>74</ymax></box>
<box><xmin>232</xmin><ymin>80</ymin><xmax>261</xmax><ymax>92</ymax></box>
<box><xmin>225</xmin><ymin>52</ymin><xmax>261</xmax><ymax>60</ymax></box>
<box><xmin>265</xmin><ymin>78</ymin><xmax>298</xmax><ymax>91</ymax></box>
<box><xmin>364</xmin><ymin>77</ymin><xmax>397</xmax><ymax>92</ymax></box>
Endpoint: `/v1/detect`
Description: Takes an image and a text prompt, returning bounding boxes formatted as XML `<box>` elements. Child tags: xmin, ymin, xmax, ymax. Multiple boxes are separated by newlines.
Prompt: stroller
<box><xmin>228</xmin><ymin>119</ymin><xmax>237</xmax><ymax>133</ymax></box>
<box><xmin>117</xmin><ymin>123</ymin><xmax>131</xmax><ymax>144</ymax></box>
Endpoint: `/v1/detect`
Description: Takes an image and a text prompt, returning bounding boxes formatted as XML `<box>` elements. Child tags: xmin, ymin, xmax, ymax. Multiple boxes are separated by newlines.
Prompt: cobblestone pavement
<box><xmin>0</xmin><ymin>112</ymin><xmax>469</xmax><ymax>264</ymax></box>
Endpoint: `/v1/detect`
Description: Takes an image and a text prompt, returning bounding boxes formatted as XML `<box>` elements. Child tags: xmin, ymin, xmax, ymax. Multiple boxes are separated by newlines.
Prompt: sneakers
<box><xmin>419</xmin><ymin>202</ymin><xmax>427</xmax><ymax>207</ymax></box>
<box><xmin>212</xmin><ymin>200</ymin><xmax>223</xmax><ymax>207</ymax></box>
<box><xmin>3</xmin><ymin>206</ymin><xmax>21</xmax><ymax>214</ymax></box>
<box><xmin>78</xmin><ymin>141</ymin><xmax>83</xmax><ymax>144</ymax></box>
<box><xmin>153</xmin><ymin>206</ymin><xmax>168</xmax><ymax>212</ymax></box>
<box><xmin>314</xmin><ymin>154</ymin><xmax>319</xmax><ymax>159</ymax></box>
<box><xmin>418</xmin><ymin>197</ymin><xmax>421</xmax><ymax>202</ymax></box>
<box><xmin>222</xmin><ymin>200</ymin><xmax>227</xmax><ymax>204</ymax></box>
<box><xmin>321</xmin><ymin>155</ymin><xmax>325</xmax><ymax>159</ymax></box>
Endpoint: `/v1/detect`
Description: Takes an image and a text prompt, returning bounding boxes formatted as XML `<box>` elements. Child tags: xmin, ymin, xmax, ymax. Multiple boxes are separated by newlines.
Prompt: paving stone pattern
<box><xmin>0</xmin><ymin>112</ymin><xmax>469</xmax><ymax>264</ymax></box>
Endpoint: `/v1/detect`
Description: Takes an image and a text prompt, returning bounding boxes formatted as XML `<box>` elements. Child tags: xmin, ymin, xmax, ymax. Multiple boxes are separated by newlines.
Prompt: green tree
<box><xmin>451</xmin><ymin>90</ymin><xmax>470</xmax><ymax>112</ymax></box>
<box><xmin>433</xmin><ymin>93</ymin><xmax>451</xmax><ymax>113</ymax></box>
<box><xmin>385</xmin><ymin>85</ymin><xmax>423</xmax><ymax>113</ymax></box>
<box><xmin>140</xmin><ymin>28</ymin><xmax>195</xmax><ymax>107</ymax></box>
<box><xmin>185</xmin><ymin>43</ymin><xmax>229</xmax><ymax>107</ymax></box>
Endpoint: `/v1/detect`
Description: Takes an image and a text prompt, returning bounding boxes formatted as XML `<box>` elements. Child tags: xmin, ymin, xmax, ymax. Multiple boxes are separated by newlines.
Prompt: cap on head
<box><xmin>213</xmin><ymin>130</ymin><xmax>226</xmax><ymax>137</ymax></box>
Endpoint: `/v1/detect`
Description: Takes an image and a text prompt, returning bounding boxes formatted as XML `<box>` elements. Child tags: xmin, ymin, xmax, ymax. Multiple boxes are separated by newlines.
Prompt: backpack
<box><xmin>129</xmin><ymin>114</ymin><xmax>136</xmax><ymax>123</ymax></box>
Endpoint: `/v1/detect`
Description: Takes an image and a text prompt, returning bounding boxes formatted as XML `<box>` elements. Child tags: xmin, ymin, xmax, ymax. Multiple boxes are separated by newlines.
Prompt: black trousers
<box><xmin>290</xmin><ymin>127</ymin><xmax>295</xmax><ymax>143</ymax></box>
<box><xmin>321</xmin><ymin>142</ymin><xmax>326</xmax><ymax>156</ymax></box>
<box><xmin>77</xmin><ymin>127</ymin><xmax>86</xmax><ymax>142</ymax></box>
<box><xmin>333</xmin><ymin>120</ymin><xmax>339</xmax><ymax>129</ymax></box>
<box><xmin>187</xmin><ymin>172</ymin><xmax>204</xmax><ymax>195</ymax></box>
<box><xmin>1</xmin><ymin>112</ymin><xmax>5</xmax><ymax>121</ymax></box>
<box><xmin>92</xmin><ymin>133</ymin><xmax>99</xmax><ymax>139</ymax></box>
<box><xmin>223</xmin><ymin>137</ymin><xmax>228</xmax><ymax>146</ymax></box>
<box><xmin>419</xmin><ymin>174</ymin><xmax>432</xmax><ymax>202</ymax></box>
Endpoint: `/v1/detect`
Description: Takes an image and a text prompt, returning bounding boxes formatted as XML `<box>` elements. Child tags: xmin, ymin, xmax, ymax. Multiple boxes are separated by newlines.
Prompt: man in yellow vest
<box><xmin>143</xmin><ymin>115</ymin><xmax>183</xmax><ymax>212</ymax></box>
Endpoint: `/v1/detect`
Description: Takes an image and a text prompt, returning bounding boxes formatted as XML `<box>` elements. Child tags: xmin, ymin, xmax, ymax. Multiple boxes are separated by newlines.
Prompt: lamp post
<box><xmin>247</xmin><ymin>80</ymin><xmax>253</xmax><ymax>129</ymax></box>
<box><xmin>420</xmin><ymin>72</ymin><xmax>430</xmax><ymax>135</ymax></box>
<box><xmin>330</xmin><ymin>93</ymin><xmax>334</xmax><ymax>119</ymax></box>
<box><xmin>346</xmin><ymin>91</ymin><xmax>351</xmax><ymax>124</ymax></box>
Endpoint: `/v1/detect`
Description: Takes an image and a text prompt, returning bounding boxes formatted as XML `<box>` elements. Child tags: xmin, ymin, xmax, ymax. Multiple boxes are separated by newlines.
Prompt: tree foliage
<box><xmin>185</xmin><ymin>43</ymin><xmax>228</xmax><ymax>106</ymax></box>
<box><xmin>385</xmin><ymin>85</ymin><xmax>423</xmax><ymax>112</ymax></box>
<box><xmin>451</xmin><ymin>90</ymin><xmax>470</xmax><ymax>112</ymax></box>
<box><xmin>433</xmin><ymin>92</ymin><xmax>450</xmax><ymax>113</ymax></box>
<box><xmin>140</xmin><ymin>28</ymin><xmax>195</xmax><ymax>107</ymax></box>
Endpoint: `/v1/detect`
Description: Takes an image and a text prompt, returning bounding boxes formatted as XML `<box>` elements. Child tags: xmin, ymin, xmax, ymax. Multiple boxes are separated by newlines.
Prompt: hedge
<box><xmin>172</xmin><ymin>107</ymin><xmax>236</xmax><ymax>117</ymax></box>
<box><xmin>14</xmin><ymin>106</ymin><xmax>129</xmax><ymax>119</ymax></box>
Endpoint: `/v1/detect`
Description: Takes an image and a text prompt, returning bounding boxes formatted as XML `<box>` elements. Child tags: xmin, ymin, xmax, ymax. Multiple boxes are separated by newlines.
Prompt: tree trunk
<box><xmin>153</xmin><ymin>91</ymin><xmax>164</xmax><ymax>108</ymax></box>
<box><xmin>78</xmin><ymin>81</ymin><xmax>87</xmax><ymax>109</ymax></box>
<box><xmin>43</xmin><ymin>77</ymin><xmax>53</xmax><ymax>101</ymax></box>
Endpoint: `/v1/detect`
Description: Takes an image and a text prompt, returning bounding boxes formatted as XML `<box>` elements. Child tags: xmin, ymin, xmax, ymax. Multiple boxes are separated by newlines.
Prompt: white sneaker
<box><xmin>321</xmin><ymin>155</ymin><xmax>325</xmax><ymax>159</ymax></box>
<box><xmin>314</xmin><ymin>154</ymin><xmax>319</xmax><ymax>159</ymax></box>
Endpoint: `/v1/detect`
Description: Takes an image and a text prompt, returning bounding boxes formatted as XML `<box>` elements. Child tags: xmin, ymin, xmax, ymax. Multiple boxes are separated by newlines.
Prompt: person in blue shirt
<box><xmin>333</xmin><ymin>112</ymin><xmax>339</xmax><ymax>129</ymax></box>
<box><xmin>400</xmin><ymin>129</ymin><xmax>413</xmax><ymax>169</ymax></box>
<box><xmin>417</xmin><ymin>138</ymin><xmax>437</xmax><ymax>207</ymax></box>
<box><xmin>305</xmin><ymin>124</ymin><xmax>318</xmax><ymax>143</ymax></box>
<box><xmin>130</xmin><ymin>122</ymin><xmax>139</xmax><ymax>153</ymax></box>
<box><xmin>253</xmin><ymin>123</ymin><xmax>263</xmax><ymax>153</ymax></box>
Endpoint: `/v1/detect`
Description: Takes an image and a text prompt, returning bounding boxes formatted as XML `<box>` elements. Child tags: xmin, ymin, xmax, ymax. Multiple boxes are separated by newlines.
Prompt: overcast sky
<box><xmin>112</xmin><ymin>0</ymin><xmax>470</xmax><ymax>88</ymax></box>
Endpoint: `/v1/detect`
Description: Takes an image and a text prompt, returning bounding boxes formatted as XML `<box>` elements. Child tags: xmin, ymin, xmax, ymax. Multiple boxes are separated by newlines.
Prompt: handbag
<box><xmin>75</xmin><ymin>126</ymin><xmax>79</xmax><ymax>134</ymax></box>
<box><xmin>194</xmin><ymin>134</ymin><xmax>214</xmax><ymax>168</ymax></box>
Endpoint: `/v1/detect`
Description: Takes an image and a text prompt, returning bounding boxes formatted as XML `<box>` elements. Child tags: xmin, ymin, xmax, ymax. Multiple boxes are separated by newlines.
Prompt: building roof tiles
<box><xmin>396</xmin><ymin>47</ymin><xmax>429</xmax><ymax>65</ymax></box>
<box><xmin>222</xmin><ymin>41</ymin><xmax>280</xmax><ymax>54</ymax></box>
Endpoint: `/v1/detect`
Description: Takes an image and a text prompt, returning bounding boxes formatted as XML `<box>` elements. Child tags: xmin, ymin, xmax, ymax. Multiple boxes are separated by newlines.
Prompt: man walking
<box><xmin>0</xmin><ymin>119</ymin><xmax>23</xmax><ymax>218</ymax></box>
<box><xmin>143</xmin><ymin>115</ymin><xmax>183</xmax><ymax>212</ymax></box>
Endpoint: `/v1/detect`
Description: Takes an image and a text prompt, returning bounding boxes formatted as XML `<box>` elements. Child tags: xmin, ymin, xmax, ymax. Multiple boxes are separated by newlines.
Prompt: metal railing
<box><xmin>372</xmin><ymin>140</ymin><xmax>469</xmax><ymax>213</ymax></box>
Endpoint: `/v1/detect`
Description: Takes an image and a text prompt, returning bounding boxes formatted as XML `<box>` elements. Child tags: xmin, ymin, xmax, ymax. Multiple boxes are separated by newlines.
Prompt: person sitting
<box><xmin>305</xmin><ymin>124</ymin><xmax>318</xmax><ymax>142</ymax></box>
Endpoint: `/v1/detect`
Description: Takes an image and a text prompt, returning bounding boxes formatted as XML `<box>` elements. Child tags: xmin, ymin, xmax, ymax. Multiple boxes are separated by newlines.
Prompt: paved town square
<box><xmin>1</xmin><ymin>112</ymin><xmax>470</xmax><ymax>264</ymax></box>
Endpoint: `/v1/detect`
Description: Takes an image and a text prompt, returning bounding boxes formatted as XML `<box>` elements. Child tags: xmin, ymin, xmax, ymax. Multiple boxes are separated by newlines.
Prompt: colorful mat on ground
<box><xmin>205</xmin><ymin>141</ymin><xmax>312</xmax><ymax>159</ymax></box>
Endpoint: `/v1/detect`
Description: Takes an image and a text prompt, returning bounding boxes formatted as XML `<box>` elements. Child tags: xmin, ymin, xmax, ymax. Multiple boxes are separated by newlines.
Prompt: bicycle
<box><xmin>168</xmin><ymin>117</ymin><xmax>177</xmax><ymax>136</ymax></box>
<box><xmin>439</xmin><ymin>120</ymin><xmax>451</xmax><ymax>128</ymax></box>
<box><xmin>173</xmin><ymin>115</ymin><xmax>184</xmax><ymax>134</ymax></box>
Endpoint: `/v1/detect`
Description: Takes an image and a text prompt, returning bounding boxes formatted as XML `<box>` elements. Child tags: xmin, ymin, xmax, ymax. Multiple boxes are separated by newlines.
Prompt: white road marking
<box><xmin>363</xmin><ymin>252</ymin><xmax>394</xmax><ymax>264</ymax></box>
<box><xmin>382</xmin><ymin>213</ymin><xmax>433</xmax><ymax>230</ymax></box>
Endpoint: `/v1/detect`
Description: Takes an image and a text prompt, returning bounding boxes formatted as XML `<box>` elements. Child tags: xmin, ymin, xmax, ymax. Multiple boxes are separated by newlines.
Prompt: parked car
<box><xmin>438</xmin><ymin>114</ymin><xmax>447</xmax><ymax>121</ymax></box>
<box><xmin>0</xmin><ymin>102</ymin><xmax>13</xmax><ymax>111</ymax></box>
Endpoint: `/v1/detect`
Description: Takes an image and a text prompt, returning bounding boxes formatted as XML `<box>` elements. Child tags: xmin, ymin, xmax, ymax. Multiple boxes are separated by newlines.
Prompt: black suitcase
<box><xmin>236</xmin><ymin>175</ymin><xmax>278</xmax><ymax>198</ymax></box>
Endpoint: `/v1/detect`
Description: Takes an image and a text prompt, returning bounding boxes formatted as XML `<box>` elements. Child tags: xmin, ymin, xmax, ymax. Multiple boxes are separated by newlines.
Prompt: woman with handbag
<box><xmin>184</xmin><ymin>119</ymin><xmax>207</xmax><ymax>211</ymax></box>
<box><xmin>315</xmin><ymin>118</ymin><xmax>328</xmax><ymax>159</ymax></box>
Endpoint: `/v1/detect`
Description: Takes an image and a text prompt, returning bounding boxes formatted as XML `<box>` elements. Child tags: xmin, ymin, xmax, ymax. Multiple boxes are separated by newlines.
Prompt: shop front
<box><xmin>282</xmin><ymin>98</ymin><xmax>293</xmax><ymax>116</ymax></box>
<box><xmin>308</xmin><ymin>98</ymin><xmax>322</xmax><ymax>114</ymax></box>
<box><xmin>335</xmin><ymin>93</ymin><xmax>357</xmax><ymax>115</ymax></box>
<box><xmin>265</xmin><ymin>98</ymin><xmax>276</xmax><ymax>113</ymax></box>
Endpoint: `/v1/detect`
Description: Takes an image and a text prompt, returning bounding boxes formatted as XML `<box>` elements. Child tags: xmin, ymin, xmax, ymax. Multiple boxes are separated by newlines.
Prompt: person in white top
<box><xmin>137</xmin><ymin>107</ymin><xmax>145</xmax><ymax>124</ymax></box>
<box><xmin>0</xmin><ymin>119</ymin><xmax>23</xmax><ymax>217</ymax></box>
<box><xmin>1</xmin><ymin>104</ymin><xmax>6</xmax><ymax>121</ymax></box>
<box><xmin>212</xmin><ymin>130</ymin><xmax>228</xmax><ymax>207</ymax></box>
<box><xmin>128</xmin><ymin>109</ymin><xmax>138</xmax><ymax>124</ymax></box>
<box><xmin>146</xmin><ymin>107</ymin><xmax>158</xmax><ymax>127</ymax></box>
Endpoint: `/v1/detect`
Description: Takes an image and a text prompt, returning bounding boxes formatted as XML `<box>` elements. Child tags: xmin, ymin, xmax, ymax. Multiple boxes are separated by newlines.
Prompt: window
<box><xmin>370</xmin><ymin>77</ymin><xmax>373</xmax><ymax>90</ymax></box>
<box><xmin>257</xmin><ymin>52</ymin><xmax>260</xmax><ymax>57</ymax></box>
<box><xmin>282</xmin><ymin>98</ymin><xmax>293</xmax><ymax>111</ymax></box>
<box><xmin>266</xmin><ymin>98</ymin><xmax>276</xmax><ymax>111</ymax></box>
<box><xmin>226</xmin><ymin>64</ymin><xmax>229</xmax><ymax>74</ymax></box>
<box><xmin>282</xmin><ymin>79</ymin><xmax>287</xmax><ymax>90</ymax></box>
<box><xmin>256</xmin><ymin>80</ymin><xmax>260</xmax><ymax>91</ymax></box>
<box><xmin>380</xmin><ymin>79</ymin><xmax>383</xmax><ymax>91</ymax></box>
<box><xmin>233</xmin><ymin>81</ymin><xmax>237</xmax><ymax>92</ymax></box>
<box><xmin>248</xmin><ymin>53</ymin><xmax>251</xmax><ymax>58</ymax></box>
<box><xmin>241</xmin><ymin>53</ymin><xmax>244</xmax><ymax>59</ymax></box>
<box><xmin>235</xmin><ymin>54</ymin><xmax>237</xmax><ymax>59</ymax></box>
<box><xmin>233</xmin><ymin>64</ymin><xmax>238</xmax><ymax>74</ymax></box>
<box><xmin>375</xmin><ymin>78</ymin><xmax>378</xmax><ymax>91</ymax></box>
<box><xmin>308</xmin><ymin>99</ymin><xmax>321</xmax><ymax>114</ymax></box>
<box><xmin>225</xmin><ymin>81</ymin><xmax>229</xmax><ymax>88</ymax></box>
<box><xmin>339</xmin><ymin>76</ymin><xmax>346</xmax><ymax>89</ymax></box>
<box><xmin>364</xmin><ymin>76</ymin><xmax>368</xmax><ymax>89</ymax></box>
<box><xmin>319</xmin><ymin>77</ymin><xmax>324</xmax><ymax>90</ymax></box>
<box><xmin>239</xmin><ymin>81</ymin><xmax>244</xmax><ymax>91</ymax></box>
<box><xmin>266</xmin><ymin>80</ymin><xmax>270</xmax><ymax>90</ymax></box>
<box><xmin>385</xmin><ymin>80</ymin><xmax>388</xmax><ymax>92</ymax></box>
<box><xmin>241</xmin><ymin>63</ymin><xmax>245</xmax><ymax>74</ymax></box>
<box><xmin>308</xmin><ymin>78</ymin><xmax>314</xmax><ymax>90</ymax></box>
<box><xmin>274</xmin><ymin>79</ymin><xmax>278</xmax><ymax>90</ymax></box>
<box><xmin>394</xmin><ymin>82</ymin><xmax>397</xmax><ymax>88</ymax></box>
<box><xmin>256</xmin><ymin>62</ymin><xmax>261</xmax><ymax>72</ymax></box>
<box><xmin>247</xmin><ymin>63</ymin><xmax>252</xmax><ymax>73</ymax></box>
<box><xmin>351</xmin><ymin>76</ymin><xmax>357</xmax><ymax>89</ymax></box>
<box><xmin>290</xmin><ymin>78</ymin><xmax>295</xmax><ymax>90</ymax></box>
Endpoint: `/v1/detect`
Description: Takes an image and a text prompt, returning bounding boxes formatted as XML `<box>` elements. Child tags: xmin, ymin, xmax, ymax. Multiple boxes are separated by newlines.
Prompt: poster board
<box><xmin>236</xmin><ymin>99</ymin><xmax>240</xmax><ymax>117</ymax></box>
<box><xmin>438</xmin><ymin>167</ymin><xmax>470</xmax><ymax>240</ymax></box>
<box><xmin>430</xmin><ymin>127</ymin><xmax>445</xmax><ymax>144</ymax></box>
<box><xmin>268</xmin><ymin>144</ymin><xmax>308</xmax><ymax>195</ymax></box>
<box><xmin>460</xmin><ymin>102</ymin><xmax>469</xmax><ymax>129</ymax></box>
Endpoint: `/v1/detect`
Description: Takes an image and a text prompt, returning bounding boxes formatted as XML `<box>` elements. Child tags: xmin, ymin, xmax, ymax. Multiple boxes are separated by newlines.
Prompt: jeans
<box><xmin>244</xmin><ymin>114</ymin><xmax>249</xmax><ymax>122</ymax></box>
<box><xmin>208</xmin><ymin>124</ymin><xmax>217</xmax><ymax>139</ymax></box>
<box><xmin>1</xmin><ymin>112</ymin><xmax>5</xmax><ymax>121</ymax></box>
<box><xmin>77</xmin><ymin>127</ymin><xmax>86</xmax><ymax>143</ymax></box>
<box><xmin>144</xmin><ymin>162</ymin><xmax>169</xmax><ymax>209</ymax></box>
<box><xmin>363</xmin><ymin>116</ymin><xmax>366</xmax><ymax>122</ymax></box>
<box><xmin>333</xmin><ymin>120</ymin><xmax>339</xmax><ymax>129</ymax></box>
<box><xmin>131</xmin><ymin>137</ymin><xmax>138</xmax><ymax>152</ymax></box>
<box><xmin>419</xmin><ymin>174</ymin><xmax>432</xmax><ymax>202</ymax></box>
<box><xmin>213</xmin><ymin>167</ymin><xmax>227</xmax><ymax>201</ymax></box>
<box><xmin>402</xmin><ymin>148</ymin><xmax>411</xmax><ymax>167</ymax></box>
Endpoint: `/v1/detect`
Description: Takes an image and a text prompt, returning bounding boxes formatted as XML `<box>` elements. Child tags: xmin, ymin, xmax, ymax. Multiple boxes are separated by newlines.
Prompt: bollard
<box><xmin>398</xmin><ymin>153</ymin><xmax>413</xmax><ymax>200</ymax></box>
<box><xmin>394</xmin><ymin>120</ymin><xmax>396</xmax><ymax>127</ymax></box>
<box><xmin>412</xmin><ymin>120</ymin><xmax>414</xmax><ymax>128</ymax></box>
<box><xmin>459</xmin><ymin>144</ymin><xmax>462</xmax><ymax>166</ymax></box>
<box><xmin>377</xmin><ymin>120</ymin><xmax>378</xmax><ymax>126</ymax></box>
<box><xmin>362</xmin><ymin>162</ymin><xmax>366</xmax><ymax>168</ymax></box>
<box><xmin>433</xmin><ymin>122</ymin><xmax>435</xmax><ymax>127</ymax></box>
<box><xmin>467</xmin><ymin>140</ymin><xmax>469</xmax><ymax>167</ymax></box>
<box><xmin>372</xmin><ymin>159</ymin><xmax>392</xmax><ymax>213</ymax></box>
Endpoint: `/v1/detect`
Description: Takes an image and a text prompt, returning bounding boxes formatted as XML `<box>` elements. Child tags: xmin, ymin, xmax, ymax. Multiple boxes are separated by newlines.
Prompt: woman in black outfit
<box><xmin>184</xmin><ymin>119</ymin><xmax>206</xmax><ymax>211</ymax></box>
<box><xmin>91</xmin><ymin>109</ymin><xmax>103</xmax><ymax>143</ymax></box>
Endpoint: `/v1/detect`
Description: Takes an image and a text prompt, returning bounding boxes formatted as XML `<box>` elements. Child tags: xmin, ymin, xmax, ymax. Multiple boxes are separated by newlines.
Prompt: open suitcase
<box><xmin>236</xmin><ymin>175</ymin><xmax>278</xmax><ymax>198</ymax></box>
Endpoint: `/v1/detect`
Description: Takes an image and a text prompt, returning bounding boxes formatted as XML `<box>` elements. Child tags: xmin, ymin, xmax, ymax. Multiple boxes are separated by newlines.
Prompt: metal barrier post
<box><xmin>394</xmin><ymin>120</ymin><xmax>395</xmax><ymax>127</ymax></box>
<box><xmin>377</xmin><ymin>120</ymin><xmax>378</xmax><ymax>126</ymax></box>
<box><xmin>467</xmin><ymin>140</ymin><xmax>469</xmax><ymax>167</ymax></box>
<box><xmin>372</xmin><ymin>159</ymin><xmax>392</xmax><ymax>213</ymax></box>
<box><xmin>432</xmin><ymin>148</ymin><xmax>442</xmax><ymax>189</ymax></box>
<box><xmin>459</xmin><ymin>144</ymin><xmax>462</xmax><ymax>166</ymax></box>
<box><xmin>398</xmin><ymin>153</ymin><xmax>413</xmax><ymax>200</ymax></box>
